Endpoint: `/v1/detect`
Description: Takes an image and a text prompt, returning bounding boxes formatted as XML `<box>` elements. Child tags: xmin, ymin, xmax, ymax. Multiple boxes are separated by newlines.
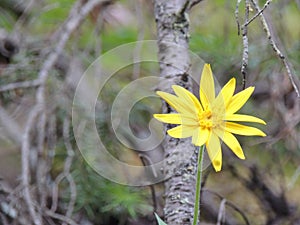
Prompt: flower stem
<box><xmin>192</xmin><ymin>145</ymin><xmax>205</xmax><ymax>225</ymax></box>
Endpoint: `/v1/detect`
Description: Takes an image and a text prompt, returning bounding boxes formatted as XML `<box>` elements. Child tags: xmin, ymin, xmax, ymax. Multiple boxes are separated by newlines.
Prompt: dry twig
<box><xmin>241</xmin><ymin>0</ymin><xmax>250</xmax><ymax>89</ymax></box>
<box><xmin>0</xmin><ymin>79</ymin><xmax>40</xmax><ymax>92</ymax></box>
<box><xmin>203</xmin><ymin>189</ymin><xmax>250</xmax><ymax>225</ymax></box>
<box><xmin>242</xmin><ymin>0</ymin><xmax>272</xmax><ymax>27</ymax></box>
<box><xmin>21</xmin><ymin>0</ymin><xmax>109</xmax><ymax>224</ymax></box>
<box><xmin>132</xmin><ymin>0</ymin><xmax>145</xmax><ymax>80</ymax></box>
<box><xmin>250</xmin><ymin>0</ymin><xmax>300</xmax><ymax>97</ymax></box>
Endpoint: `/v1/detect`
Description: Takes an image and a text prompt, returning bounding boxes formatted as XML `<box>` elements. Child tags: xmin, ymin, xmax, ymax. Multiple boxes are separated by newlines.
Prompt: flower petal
<box><xmin>156</xmin><ymin>91</ymin><xmax>193</xmax><ymax>115</ymax></box>
<box><xmin>206</xmin><ymin>132</ymin><xmax>222</xmax><ymax>172</ymax></box>
<box><xmin>225</xmin><ymin>122</ymin><xmax>266</xmax><ymax>136</ymax></box>
<box><xmin>217</xmin><ymin>78</ymin><xmax>236</xmax><ymax>107</ymax></box>
<box><xmin>226</xmin><ymin>87</ymin><xmax>254</xmax><ymax>114</ymax></box>
<box><xmin>172</xmin><ymin>85</ymin><xmax>203</xmax><ymax>112</ymax></box>
<box><xmin>200</xmin><ymin>64</ymin><xmax>215</xmax><ymax>108</ymax></box>
<box><xmin>215</xmin><ymin>130</ymin><xmax>245</xmax><ymax>159</ymax></box>
<box><xmin>211</xmin><ymin>150</ymin><xmax>222</xmax><ymax>172</ymax></box>
<box><xmin>167</xmin><ymin>125</ymin><xmax>195</xmax><ymax>138</ymax></box>
<box><xmin>225</xmin><ymin>114</ymin><xmax>266</xmax><ymax>124</ymax></box>
<box><xmin>153</xmin><ymin>114</ymin><xmax>197</xmax><ymax>125</ymax></box>
<box><xmin>192</xmin><ymin>128</ymin><xmax>210</xmax><ymax>146</ymax></box>
<box><xmin>153</xmin><ymin>114</ymin><xmax>181</xmax><ymax>124</ymax></box>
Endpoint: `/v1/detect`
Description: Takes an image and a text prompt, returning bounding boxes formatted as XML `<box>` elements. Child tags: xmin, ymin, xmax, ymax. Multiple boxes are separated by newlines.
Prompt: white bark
<box><xmin>154</xmin><ymin>1</ymin><xmax>199</xmax><ymax>224</ymax></box>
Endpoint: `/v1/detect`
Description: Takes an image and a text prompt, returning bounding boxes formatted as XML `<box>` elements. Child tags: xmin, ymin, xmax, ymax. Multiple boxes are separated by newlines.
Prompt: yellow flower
<box><xmin>154</xmin><ymin>64</ymin><xmax>266</xmax><ymax>172</ymax></box>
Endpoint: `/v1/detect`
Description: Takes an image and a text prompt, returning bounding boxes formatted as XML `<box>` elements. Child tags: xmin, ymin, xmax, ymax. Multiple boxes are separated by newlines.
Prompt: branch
<box><xmin>21</xmin><ymin>0</ymin><xmax>109</xmax><ymax>224</ymax></box>
<box><xmin>62</xmin><ymin>117</ymin><xmax>76</xmax><ymax>225</ymax></box>
<box><xmin>250</xmin><ymin>0</ymin><xmax>300</xmax><ymax>97</ymax></box>
<box><xmin>217</xmin><ymin>199</ymin><xmax>226</xmax><ymax>225</ymax></box>
<box><xmin>188</xmin><ymin>0</ymin><xmax>204</xmax><ymax>10</ymax></box>
<box><xmin>45</xmin><ymin>210</ymin><xmax>78</xmax><ymax>225</ymax></box>
<box><xmin>241</xmin><ymin>0</ymin><xmax>250</xmax><ymax>89</ymax></box>
<box><xmin>242</xmin><ymin>0</ymin><xmax>272</xmax><ymax>27</ymax></box>
<box><xmin>0</xmin><ymin>79</ymin><xmax>40</xmax><ymax>92</ymax></box>
<box><xmin>235</xmin><ymin>0</ymin><xmax>242</xmax><ymax>35</ymax></box>
<box><xmin>203</xmin><ymin>189</ymin><xmax>250</xmax><ymax>225</ymax></box>
<box><xmin>132</xmin><ymin>0</ymin><xmax>145</xmax><ymax>80</ymax></box>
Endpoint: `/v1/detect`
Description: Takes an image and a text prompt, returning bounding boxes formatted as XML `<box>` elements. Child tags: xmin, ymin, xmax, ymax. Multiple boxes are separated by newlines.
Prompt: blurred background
<box><xmin>0</xmin><ymin>0</ymin><xmax>299</xmax><ymax>224</ymax></box>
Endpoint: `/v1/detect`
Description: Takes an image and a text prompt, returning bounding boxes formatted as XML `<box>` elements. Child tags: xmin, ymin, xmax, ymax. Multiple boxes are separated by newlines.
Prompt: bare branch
<box><xmin>241</xmin><ymin>0</ymin><xmax>250</xmax><ymax>89</ymax></box>
<box><xmin>0</xmin><ymin>79</ymin><xmax>40</xmax><ymax>92</ymax></box>
<box><xmin>203</xmin><ymin>189</ymin><xmax>250</xmax><ymax>225</ymax></box>
<box><xmin>217</xmin><ymin>199</ymin><xmax>226</xmax><ymax>225</ymax></box>
<box><xmin>139</xmin><ymin>154</ymin><xmax>158</xmax><ymax>212</ymax></box>
<box><xmin>250</xmin><ymin>0</ymin><xmax>300</xmax><ymax>97</ymax></box>
<box><xmin>242</xmin><ymin>0</ymin><xmax>272</xmax><ymax>27</ymax></box>
<box><xmin>62</xmin><ymin>117</ymin><xmax>76</xmax><ymax>224</ymax></box>
<box><xmin>45</xmin><ymin>210</ymin><xmax>78</xmax><ymax>225</ymax></box>
<box><xmin>132</xmin><ymin>0</ymin><xmax>145</xmax><ymax>80</ymax></box>
<box><xmin>21</xmin><ymin>0</ymin><xmax>109</xmax><ymax>224</ymax></box>
<box><xmin>235</xmin><ymin>0</ymin><xmax>242</xmax><ymax>35</ymax></box>
<box><xmin>188</xmin><ymin>0</ymin><xmax>204</xmax><ymax>10</ymax></box>
<box><xmin>21</xmin><ymin>105</ymin><xmax>43</xmax><ymax>225</ymax></box>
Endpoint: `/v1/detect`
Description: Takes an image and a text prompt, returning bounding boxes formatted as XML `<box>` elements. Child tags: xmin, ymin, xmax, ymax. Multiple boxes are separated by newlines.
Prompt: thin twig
<box><xmin>21</xmin><ymin>105</ymin><xmax>43</xmax><ymax>225</ymax></box>
<box><xmin>0</xmin><ymin>79</ymin><xmax>40</xmax><ymax>92</ymax></box>
<box><xmin>242</xmin><ymin>0</ymin><xmax>272</xmax><ymax>27</ymax></box>
<box><xmin>50</xmin><ymin>117</ymin><xmax>76</xmax><ymax>215</ymax></box>
<box><xmin>62</xmin><ymin>117</ymin><xmax>76</xmax><ymax>225</ymax></box>
<box><xmin>235</xmin><ymin>0</ymin><xmax>242</xmax><ymax>35</ymax></box>
<box><xmin>188</xmin><ymin>0</ymin><xmax>203</xmax><ymax>10</ymax></box>
<box><xmin>139</xmin><ymin>154</ymin><xmax>157</xmax><ymax>212</ymax></box>
<box><xmin>203</xmin><ymin>189</ymin><xmax>250</xmax><ymax>225</ymax></box>
<box><xmin>45</xmin><ymin>210</ymin><xmax>78</xmax><ymax>225</ymax></box>
<box><xmin>21</xmin><ymin>1</ymin><xmax>108</xmax><ymax>224</ymax></box>
<box><xmin>36</xmin><ymin>112</ymin><xmax>47</xmax><ymax>210</ymax></box>
<box><xmin>132</xmin><ymin>0</ymin><xmax>145</xmax><ymax>80</ymax></box>
<box><xmin>241</xmin><ymin>0</ymin><xmax>250</xmax><ymax>89</ymax></box>
<box><xmin>217</xmin><ymin>199</ymin><xmax>226</xmax><ymax>225</ymax></box>
<box><xmin>178</xmin><ymin>0</ymin><xmax>191</xmax><ymax>15</ymax></box>
<box><xmin>250</xmin><ymin>0</ymin><xmax>300</xmax><ymax>97</ymax></box>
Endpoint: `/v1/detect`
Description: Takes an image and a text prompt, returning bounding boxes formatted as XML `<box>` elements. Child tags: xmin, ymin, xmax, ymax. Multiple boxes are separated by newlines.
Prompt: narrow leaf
<box><xmin>154</xmin><ymin>213</ymin><xmax>168</xmax><ymax>225</ymax></box>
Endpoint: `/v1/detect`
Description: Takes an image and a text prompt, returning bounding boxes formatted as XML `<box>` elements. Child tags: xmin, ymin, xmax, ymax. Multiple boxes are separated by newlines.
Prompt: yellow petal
<box><xmin>167</xmin><ymin>125</ymin><xmax>196</xmax><ymax>138</ymax></box>
<box><xmin>153</xmin><ymin>114</ymin><xmax>197</xmax><ymax>125</ymax></box>
<box><xmin>172</xmin><ymin>85</ymin><xmax>203</xmax><ymax>112</ymax></box>
<box><xmin>215</xmin><ymin>130</ymin><xmax>245</xmax><ymax>159</ymax></box>
<box><xmin>226</xmin><ymin>87</ymin><xmax>254</xmax><ymax>114</ymax></box>
<box><xmin>154</xmin><ymin>114</ymin><xmax>182</xmax><ymax>124</ymax></box>
<box><xmin>206</xmin><ymin>132</ymin><xmax>222</xmax><ymax>172</ymax></box>
<box><xmin>200</xmin><ymin>89</ymin><xmax>210</xmax><ymax>110</ymax></box>
<box><xmin>212</xmin><ymin>150</ymin><xmax>222</xmax><ymax>172</ymax></box>
<box><xmin>156</xmin><ymin>91</ymin><xmax>193</xmax><ymax>115</ymax></box>
<box><xmin>192</xmin><ymin>128</ymin><xmax>210</xmax><ymax>146</ymax></box>
<box><xmin>225</xmin><ymin>114</ymin><xmax>266</xmax><ymax>125</ymax></box>
<box><xmin>224</xmin><ymin>122</ymin><xmax>266</xmax><ymax>136</ymax></box>
<box><xmin>200</xmin><ymin>64</ymin><xmax>215</xmax><ymax>107</ymax></box>
<box><xmin>216</xmin><ymin>78</ymin><xmax>236</xmax><ymax>107</ymax></box>
<box><xmin>211</xmin><ymin>90</ymin><xmax>226</xmax><ymax>117</ymax></box>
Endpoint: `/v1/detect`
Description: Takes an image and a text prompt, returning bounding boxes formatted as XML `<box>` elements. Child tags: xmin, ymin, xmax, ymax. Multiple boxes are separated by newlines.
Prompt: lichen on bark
<box><xmin>154</xmin><ymin>1</ymin><xmax>199</xmax><ymax>224</ymax></box>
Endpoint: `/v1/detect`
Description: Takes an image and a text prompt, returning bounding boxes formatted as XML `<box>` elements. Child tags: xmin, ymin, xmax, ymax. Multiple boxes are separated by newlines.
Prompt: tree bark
<box><xmin>154</xmin><ymin>1</ymin><xmax>198</xmax><ymax>224</ymax></box>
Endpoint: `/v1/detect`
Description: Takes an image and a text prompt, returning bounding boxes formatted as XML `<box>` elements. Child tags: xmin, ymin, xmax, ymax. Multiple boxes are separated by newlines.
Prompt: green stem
<box><xmin>192</xmin><ymin>145</ymin><xmax>205</xmax><ymax>225</ymax></box>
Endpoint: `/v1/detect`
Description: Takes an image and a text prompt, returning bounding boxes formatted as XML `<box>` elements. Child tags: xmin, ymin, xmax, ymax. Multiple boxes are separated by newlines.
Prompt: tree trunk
<box><xmin>154</xmin><ymin>1</ymin><xmax>198</xmax><ymax>224</ymax></box>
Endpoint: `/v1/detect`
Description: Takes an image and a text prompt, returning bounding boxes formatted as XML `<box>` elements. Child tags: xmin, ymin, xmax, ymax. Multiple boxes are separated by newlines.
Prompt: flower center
<box><xmin>198</xmin><ymin>110</ymin><xmax>223</xmax><ymax>129</ymax></box>
<box><xmin>198</xmin><ymin>111</ymin><xmax>213</xmax><ymax>129</ymax></box>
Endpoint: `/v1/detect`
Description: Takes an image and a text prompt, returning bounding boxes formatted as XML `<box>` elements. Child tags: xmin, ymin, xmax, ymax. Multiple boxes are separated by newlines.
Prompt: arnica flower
<box><xmin>154</xmin><ymin>64</ymin><xmax>266</xmax><ymax>172</ymax></box>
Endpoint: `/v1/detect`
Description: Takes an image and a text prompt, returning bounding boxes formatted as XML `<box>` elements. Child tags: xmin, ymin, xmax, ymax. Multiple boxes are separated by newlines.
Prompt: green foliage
<box><xmin>71</xmin><ymin>159</ymin><xmax>151</xmax><ymax>224</ymax></box>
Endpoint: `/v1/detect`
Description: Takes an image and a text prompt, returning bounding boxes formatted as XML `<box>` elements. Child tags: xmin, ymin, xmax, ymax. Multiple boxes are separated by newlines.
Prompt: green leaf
<box><xmin>154</xmin><ymin>213</ymin><xmax>168</xmax><ymax>225</ymax></box>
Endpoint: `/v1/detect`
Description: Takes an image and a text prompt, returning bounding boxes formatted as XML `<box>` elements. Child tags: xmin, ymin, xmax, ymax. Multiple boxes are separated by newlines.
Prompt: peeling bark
<box><xmin>154</xmin><ymin>1</ymin><xmax>198</xmax><ymax>224</ymax></box>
